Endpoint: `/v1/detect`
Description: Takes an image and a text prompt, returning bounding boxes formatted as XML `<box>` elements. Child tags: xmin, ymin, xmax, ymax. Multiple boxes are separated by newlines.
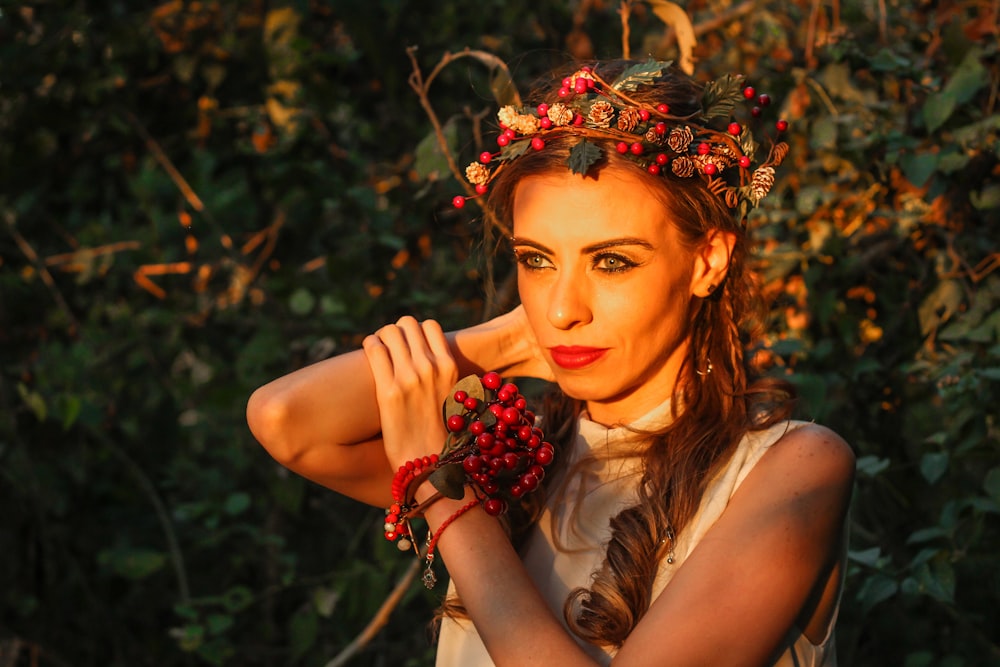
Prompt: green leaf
<box><xmin>206</xmin><ymin>613</ymin><xmax>234</xmax><ymax>636</ymax></box>
<box><xmin>899</xmin><ymin>151</ymin><xmax>939</xmax><ymax>187</ymax></box>
<box><xmin>567</xmin><ymin>140</ymin><xmax>603</xmax><ymax>176</ymax></box>
<box><xmin>414</xmin><ymin>118</ymin><xmax>458</xmax><ymax>181</ymax></box>
<box><xmin>970</xmin><ymin>183</ymin><xmax>1000</xmax><ymax>210</ymax></box>
<box><xmin>223</xmin><ymin>492</ymin><xmax>251</xmax><ymax>516</ymax></box>
<box><xmin>855</xmin><ymin>573</ymin><xmax>898</xmax><ymax>613</ymax></box>
<box><xmin>701</xmin><ymin>73</ymin><xmax>743</xmax><ymax>120</ymax></box>
<box><xmin>288</xmin><ymin>606</ymin><xmax>318</xmax><ymax>660</ymax></box>
<box><xmin>289</xmin><ymin>287</ymin><xmax>315</xmax><ymax>316</ymax></box>
<box><xmin>923</xmin><ymin>91</ymin><xmax>956</xmax><ymax>134</ymax></box>
<box><xmin>848</xmin><ymin>547</ymin><xmax>882</xmax><ymax>567</ymax></box>
<box><xmin>428</xmin><ymin>463</ymin><xmax>466</xmax><ymax>500</ymax></box>
<box><xmin>983</xmin><ymin>466</ymin><xmax>1000</xmax><ymax>502</ymax></box>
<box><xmin>856</xmin><ymin>455</ymin><xmax>890</xmax><ymax>477</ymax></box>
<box><xmin>98</xmin><ymin>547</ymin><xmax>167</xmax><ymax>580</ymax></box>
<box><xmin>499</xmin><ymin>138</ymin><xmax>531</xmax><ymax>162</ymax></box>
<box><xmin>945</xmin><ymin>49</ymin><xmax>989</xmax><ymax>105</ymax></box>
<box><xmin>920</xmin><ymin>451</ymin><xmax>949</xmax><ymax>485</ymax></box>
<box><xmin>610</xmin><ymin>59</ymin><xmax>671</xmax><ymax>92</ymax></box>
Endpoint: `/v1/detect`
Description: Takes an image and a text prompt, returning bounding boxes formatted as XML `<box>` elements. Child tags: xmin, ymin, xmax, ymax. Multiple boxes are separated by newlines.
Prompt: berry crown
<box><xmin>453</xmin><ymin>60</ymin><xmax>790</xmax><ymax>222</ymax></box>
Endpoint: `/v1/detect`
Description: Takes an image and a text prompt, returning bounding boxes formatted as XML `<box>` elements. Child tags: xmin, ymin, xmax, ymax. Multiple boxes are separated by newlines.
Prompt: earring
<box><xmin>695</xmin><ymin>357</ymin><xmax>713</xmax><ymax>376</ymax></box>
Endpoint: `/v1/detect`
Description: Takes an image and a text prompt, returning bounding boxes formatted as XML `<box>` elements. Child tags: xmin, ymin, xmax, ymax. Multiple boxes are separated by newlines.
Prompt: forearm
<box><xmin>419</xmin><ymin>488</ymin><xmax>597</xmax><ymax>667</ymax></box>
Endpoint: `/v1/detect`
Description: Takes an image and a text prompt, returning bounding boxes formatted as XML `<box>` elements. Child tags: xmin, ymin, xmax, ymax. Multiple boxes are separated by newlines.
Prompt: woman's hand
<box><xmin>363</xmin><ymin>316</ymin><xmax>459</xmax><ymax>470</ymax></box>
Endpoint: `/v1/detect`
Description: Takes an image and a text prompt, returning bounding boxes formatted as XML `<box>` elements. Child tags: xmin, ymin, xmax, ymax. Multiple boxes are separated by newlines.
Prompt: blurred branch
<box><xmin>96</xmin><ymin>429</ymin><xmax>191</xmax><ymax>603</ymax></box>
<box><xmin>3</xmin><ymin>209</ymin><xmax>79</xmax><ymax>335</ymax></box>
<box><xmin>406</xmin><ymin>46</ymin><xmax>518</xmax><ymax>201</ymax></box>
<box><xmin>122</xmin><ymin>109</ymin><xmax>205</xmax><ymax>212</ymax></box>
<box><xmin>324</xmin><ymin>557</ymin><xmax>422</xmax><ymax>667</ymax></box>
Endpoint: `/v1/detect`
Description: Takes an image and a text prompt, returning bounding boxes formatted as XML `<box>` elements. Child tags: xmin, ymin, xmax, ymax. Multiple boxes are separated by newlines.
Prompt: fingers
<box><xmin>364</xmin><ymin>316</ymin><xmax>457</xmax><ymax>391</ymax></box>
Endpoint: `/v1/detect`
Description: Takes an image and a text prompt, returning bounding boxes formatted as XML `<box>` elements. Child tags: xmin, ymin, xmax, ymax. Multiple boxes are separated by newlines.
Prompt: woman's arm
<box><xmin>246</xmin><ymin>307</ymin><xmax>550</xmax><ymax>506</ymax></box>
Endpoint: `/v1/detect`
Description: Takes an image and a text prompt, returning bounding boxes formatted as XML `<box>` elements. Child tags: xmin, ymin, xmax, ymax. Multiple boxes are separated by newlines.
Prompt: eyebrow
<box><xmin>510</xmin><ymin>237</ymin><xmax>655</xmax><ymax>254</ymax></box>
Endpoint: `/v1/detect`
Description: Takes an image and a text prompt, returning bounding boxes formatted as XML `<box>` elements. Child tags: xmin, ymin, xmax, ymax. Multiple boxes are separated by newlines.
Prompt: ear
<box><xmin>690</xmin><ymin>230</ymin><xmax>736</xmax><ymax>297</ymax></box>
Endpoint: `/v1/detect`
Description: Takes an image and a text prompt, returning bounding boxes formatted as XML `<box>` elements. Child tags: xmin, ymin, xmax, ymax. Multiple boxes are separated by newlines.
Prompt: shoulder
<box><xmin>744</xmin><ymin>422</ymin><xmax>856</xmax><ymax>508</ymax></box>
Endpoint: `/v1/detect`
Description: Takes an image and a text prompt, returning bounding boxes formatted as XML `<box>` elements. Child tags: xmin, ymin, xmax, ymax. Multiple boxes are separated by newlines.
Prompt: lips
<box><xmin>548</xmin><ymin>346</ymin><xmax>609</xmax><ymax>370</ymax></box>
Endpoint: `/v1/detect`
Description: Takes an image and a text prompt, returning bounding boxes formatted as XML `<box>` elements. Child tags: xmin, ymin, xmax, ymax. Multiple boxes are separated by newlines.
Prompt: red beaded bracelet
<box><xmin>381</xmin><ymin>372</ymin><xmax>555</xmax><ymax>588</ymax></box>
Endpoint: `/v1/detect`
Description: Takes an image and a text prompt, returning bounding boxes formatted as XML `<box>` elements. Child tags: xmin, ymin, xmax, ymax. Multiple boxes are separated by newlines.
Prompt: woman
<box><xmin>247</xmin><ymin>60</ymin><xmax>855</xmax><ymax>666</ymax></box>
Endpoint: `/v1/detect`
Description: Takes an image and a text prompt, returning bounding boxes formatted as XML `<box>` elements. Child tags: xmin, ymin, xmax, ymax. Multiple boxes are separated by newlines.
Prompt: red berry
<box><xmin>481</xmin><ymin>372</ymin><xmax>502</xmax><ymax>390</ymax></box>
<box><xmin>647</xmin><ymin>164</ymin><xmax>660</xmax><ymax>175</ymax></box>
<box><xmin>453</xmin><ymin>390</ymin><xmax>468</xmax><ymax>403</ymax></box>
<box><xmin>385</xmin><ymin>531</ymin><xmax>397</xmax><ymax>541</ymax></box>
<box><xmin>510</xmin><ymin>483</ymin><xmax>525</xmax><ymax>498</ymax></box>
<box><xmin>503</xmin><ymin>452</ymin><xmax>520</xmax><ymax>469</ymax></box>
<box><xmin>463</xmin><ymin>397</ymin><xmax>480</xmax><ymax>411</ymax></box>
<box><xmin>580</xmin><ymin>65</ymin><xmax>592</xmax><ymax>73</ymax></box>
<box><xmin>656</xmin><ymin>103</ymin><xmax>670</xmax><ymax>114</ymax></box>
<box><xmin>528</xmin><ymin>464</ymin><xmax>545</xmax><ymax>480</ymax></box>
<box><xmin>562</xmin><ymin>76</ymin><xmax>573</xmax><ymax>88</ymax></box>
<box><xmin>776</xmin><ymin>119</ymin><xmax>789</xmax><ymax>132</ymax></box>
<box><xmin>757</xmin><ymin>93</ymin><xmax>771</xmax><ymax>106</ymax></box>
<box><xmin>518</xmin><ymin>425</ymin><xmax>533</xmax><ymax>441</ymax></box>
<box><xmin>481</xmin><ymin>480</ymin><xmax>500</xmax><ymax>496</ymax></box>
<box><xmin>488</xmin><ymin>456</ymin><xmax>505</xmax><ymax>472</ymax></box>
<box><xmin>654</xmin><ymin>121</ymin><xmax>667</xmax><ymax>135</ymax></box>
<box><xmin>537</xmin><ymin>103</ymin><xmax>549</xmax><ymax>116</ymax></box>
<box><xmin>520</xmin><ymin>472</ymin><xmax>539</xmax><ymax>491</ymax></box>
<box><xmin>479</xmin><ymin>151</ymin><xmax>492</xmax><ymax>164</ymax></box>
<box><xmin>574</xmin><ymin>78</ymin><xmax>588</xmax><ymax>94</ymax></box>
<box><xmin>514</xmin><ymin>397</ymin><xmax>527</xmax><ymax>410</ymax></box>
<box><xmin>489</xmin><ymin>403</ymin><xmax>504</xmax><ymax>418</ymax></box>
<box><xmin>496</xmin><ymin>134</ymin><xmax>510</xmax><ymax>147</ymax></box>
<box><xmin>447</xmin><ymin>414</ymin><xmax>467</xmax><ymax>432</ymax></box>
<box><xmin>452</xmin><ymin>196</ymin><xmax>466</xmax><ymax>208</ymax></box>
<box><xmin>639</xmin><ymin>109</ymin><xmax>651</xmax><ymax>121</ymax></box>
<box><xmin>530</xmin><ymin>137</ymin><xmax>545</xmax><ymax>151</ymax></box>
<box><xmin>573</xmin><ymin>114</ymin><xmax>584</xmax><ymax>126</ymax></box>
<box><xmin>527</xmin><ymin>435</ymin><xmax>541</xmax><ymax>449</ymax></box>
<box><xmin>540</xmin><ymin>117</ymin><xmax>553</xmax><ymax>129</ymax></box>
<box><xmin>558</xmin><ymin>87</ymin><xmax>570</xmax><ymax>98</ymax></box>
<box><xmin>535</xmin><ymin>445</ymin><xmax>554</xmax><ymax>465</ymax></box>
<box><xmin>629</xmin><ymin>142</ymin><xmax>643</xmax><ymax>155</ymax></box>
<box><xmin>728</xmin><ymin>122</ymin><xmax>742</xmax><ymax>136</ymax></box>
<box><xmin>696</xmin><ymin>142</ymin><xmax>711</xmax><ymax>156</ymax></box>
<box><xmin>502</xmin><ymin>407</ymin><xmax>521</xmax><ymax>425</ymax></box>
<box><xmin>497</xmin><ymin>388</ymin><xmax>513</xmax><ymax>402</ymax></box>
<box><xmin>739</xmin><ymin>156</ymin><xmax>751</xmax><ymax>168</ymax></box>
<box><xmin>524</xmin><ymin>410</ymin><xmax>536</xmax><ymax>425</ymax></box>
<box><xmin>469</xmin><ymin>420</ymin><xmax>486</xmax><ymax>436</ymax></box>
<box><xmin>463</xmin><ymin>455</ymin><xmax>482</xmax><ymax>473</ymax></box>
<box><xmin>476</xmin><ymin>433</ymin><xmax>495</xmax><ymax>450</ymax></box>
<box><xmin>704</xmin><ymin>163</ymin><xmax>718</xmax><ymax>176</ymax></box>
<box><xmin>500</xmin><ymin>383</ymin><xmax>519</xmax><ymax>397</ymax></box>
<box><xmin>616</xmin><ymin>142</ymin><xmax>629</xmax><ymax>154</ymax></box>
<box><xmin>475</xmin><ymin>184</ymin><xmax>488</xmax><ymax>195</ymax></box>
<box><xmin>504</xmin><ymin>128</ymin><xmax>516</xmax><ymax>139</ymax></box>
<box><xmin>751</xmin><ymin>106</ymin><xmax>762</xmax><ymax>118</ymax></box>
<box><xmin>656</xmin><ymin>153</ymin><xmax>669</xmax><ymax>165</ymax></box>
<box><xmin>483</xmin><ymin>498</ymin><xmax>506</xmax><ymax>516</ymax></box>
<box><xmin>742</xmin><ymin>86</ymin><xmax>755</xmax><ymax>99</ymax></box>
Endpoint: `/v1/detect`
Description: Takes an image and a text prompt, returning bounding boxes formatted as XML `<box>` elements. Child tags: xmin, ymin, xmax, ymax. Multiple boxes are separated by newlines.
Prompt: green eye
<box><xmin>594</xmin><ymin>253</ymin><xmax>635</xmax><ymax>273</ymax></box>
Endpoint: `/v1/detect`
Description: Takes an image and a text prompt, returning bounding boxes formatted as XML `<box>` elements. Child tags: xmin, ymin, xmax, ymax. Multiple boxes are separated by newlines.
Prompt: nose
<box><xmin>547</xmin><ymin>271</ymin><xmax>592</xmax><ymax>329</ymax></box>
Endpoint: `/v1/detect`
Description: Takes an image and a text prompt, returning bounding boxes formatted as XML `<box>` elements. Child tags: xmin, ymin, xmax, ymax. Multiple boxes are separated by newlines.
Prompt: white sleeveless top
<box><xmin>436</xmin><ymin>404</ymin><xmax>839</xmax><ymax>666</ymax></box>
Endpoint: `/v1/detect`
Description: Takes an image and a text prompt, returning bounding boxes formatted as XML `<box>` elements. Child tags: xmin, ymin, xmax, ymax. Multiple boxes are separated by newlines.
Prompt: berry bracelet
<box><xmin>382</xmin><ymin>371</ymin><xmax>554</xmax><ymax>588</ymax></box>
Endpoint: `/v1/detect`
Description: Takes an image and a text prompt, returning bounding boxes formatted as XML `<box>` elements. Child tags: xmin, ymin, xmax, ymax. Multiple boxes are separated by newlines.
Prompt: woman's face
<box><xmin>512</xmin><ymin>167</ymin><xmax>703</xmax><ymax>426</ymax></box>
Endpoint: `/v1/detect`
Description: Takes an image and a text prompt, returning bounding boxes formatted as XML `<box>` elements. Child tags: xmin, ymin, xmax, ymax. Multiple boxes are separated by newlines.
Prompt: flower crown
<box><xmin>453</xmin><ymin>60</ymin><xmax>789</xmax><ymax>222</ymax></box>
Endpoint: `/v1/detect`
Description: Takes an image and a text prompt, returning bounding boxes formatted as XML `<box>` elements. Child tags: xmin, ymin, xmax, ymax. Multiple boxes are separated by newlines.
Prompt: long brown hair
<box><xmin>481</xmin><ymin>60</ymin><xmax>796</xmax><ymax>648</ymax></box>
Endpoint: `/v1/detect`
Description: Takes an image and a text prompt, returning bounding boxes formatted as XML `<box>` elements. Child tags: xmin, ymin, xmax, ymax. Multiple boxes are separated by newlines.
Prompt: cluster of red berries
<box><xmin>381</xmin><ymin>372</ymin><xmax>553</xmax><ymax>552</ymax></box>
<box><xmin>445</xmin><ymin>371</ymin><xmax>554</xmax><ymax>517</ymax></box>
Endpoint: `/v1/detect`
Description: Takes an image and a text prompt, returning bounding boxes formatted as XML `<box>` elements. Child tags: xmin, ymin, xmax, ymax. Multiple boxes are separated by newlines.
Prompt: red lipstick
<box><xmin>548</xmin><ymin>346</ymin><xmax>609</xmax><ymax>370</ymax></box>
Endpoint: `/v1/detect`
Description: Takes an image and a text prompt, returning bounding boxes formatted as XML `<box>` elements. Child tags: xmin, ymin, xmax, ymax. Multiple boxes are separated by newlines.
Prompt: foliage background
<box><xmin>1</xmin><ymin>1</ymin><xmax>998</xmax><ymax>665</ymax></box>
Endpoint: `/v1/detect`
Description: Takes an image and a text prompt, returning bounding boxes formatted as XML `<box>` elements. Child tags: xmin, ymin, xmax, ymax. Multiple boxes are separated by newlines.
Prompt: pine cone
<box><xmin>547</xmin><ymin>102</ymin><xmax>574</xmax><ymax>127</ymax></box>
<box><xmin>617</xmin><ymin>107</ymin><xmax>642</xmax><ymax>132</ymax></box>
<box><xmin>771</xmin><ymin>142</ymin><xmax>789</xmax><ymax>166</ymax></box>
<box><xmin>588</xmin><ymin>101</ymin><xmax>614</xmax><ymax>128</ymax></box>
<box><xmin>671</xmin><ymin>156</ymin><xmax>695</xmax><ymax>178</ymax></box>
<box><xmin>667</xmin><ymin>126</ymin><xmax>693</xmax><ymax>153</ymax></box>
<box><xmin>465</xmin><ymin>162</ymin><xmax>491</xmax><ymax>186</ymax></box>
<box><xmin>750</xmin><ymin>166</ymin><xmax>775</xmax><ymax>202</ymax></box>
<box><xmin>645</xmin><ymin>127</ymin><xmax>667</xmax><ymax>146</ymax></box>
